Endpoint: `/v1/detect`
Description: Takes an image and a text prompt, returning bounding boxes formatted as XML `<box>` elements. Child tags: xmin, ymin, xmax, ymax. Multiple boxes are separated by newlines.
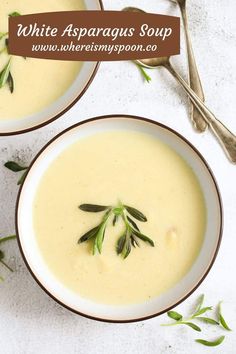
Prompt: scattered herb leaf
<box><xmin>218</xmin><ymin>302</ymin><xmax>231</xmax><ymax>331</ymax></box>
<box><xmin>192</xmin><ymin>307</ymin><xmax>212</xmax><ymax>318</ymax></box>
<box><xmin>195</xmin><ymin>336</ymin><xmax>225</xmax><ymax>347</ymax></box>
<box><xmin>0</xmin><ymin>235</ymin><xmax>16</xmax><ymax>244</ymax></box>
<box><xmin>135</xmin><ymin>62</ymin><xmax>152</xmax><ymax>83</ymax></box>
<box><xmin>17</xmin><ymin>169</ymin><xmax>28</xmax><ymax>185</ymax></box>
<box><xmin>0</xmin><ymin>250</ymin><xmax>13</xmax><ymax>273</ymax></box>
<box><xmin>162</xmin><ymin>295</ymin><xmax>231</xmax><ymax>348</ymax></box>
<box><xmin>195</xmin><ymin>294</ymin><xmax>205</xmax><ymax>313</ymax></box>
<box><xmin>4</xmin><ymin>161</ymin><xmax>28</xmax><ymax>172</ymax></box>
<box><xmin>163</xmin><ymin>295</ymin><xmax>212</xmax><ymax>332</ymax></box>
<box><xmin>4</xmin><ymin>161</ymin><xmax>29</xmax><ymax>185</ymax></box>
<box><xmin>167</xmin><ymin>311</ymin><xmax>183</xmax><ymax>321</ymax></box>
<box><xmin>182</xmin><ymin>322</ymin><xmax>201</xmax><ymax>332</ymax></box>
<box><xmin>197</xmin><ymin>317</ymin><xmax>219</xmax><ymax>325</ymax></box>
<box><xmin>0</xmin><ymin>235</ymin><xmax>16</xmax><ymax>281</ymax></box>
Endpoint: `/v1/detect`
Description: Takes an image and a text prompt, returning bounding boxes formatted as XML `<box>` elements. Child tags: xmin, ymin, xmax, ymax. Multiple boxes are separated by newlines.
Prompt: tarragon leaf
<box><xmin>95</xmin><ymin>223</ymin><xmax>106</xmax><ymax>254</ymax></box>
<box><xmin>135</xmin><ymin>62</ymin><xmax>152</xmax><ymax>83</ymax></box>
<box><xmin>182</xmin><ymin>322</ymin><xmax>201</xmax><ymax>332</ymax></box>
<box><xmin>123</xmin><ymin>238</ymin><xmax>131</xmax><ymax>259</ymax></box>
<box><xmin>195</xmin><ymin>336</ymin><xmax>225</xmax><ymax>347</ymax></box>
<box><xmin>197</xmin><ymin>317</ymin><xmax>219</xmax><ymax>325</ymax></box>
<box><xmin>79</xmin><ymin>204</ymin><xmax>109</xmax><ymax>212</ymax></box>
<box><xmin>0</xmin><ymin>235</ymin><xmax>16</xmax><ymax>244</ymax></box>
<box><xmin>193</xmin><ymin>307</ymin><xmax>212</xmax><ymax>318</ymax></box>
<box><xmin>0</xmin><ymin>250</ymin><xmax>13</xmax><ymax>272</ymax></box>
<box><xmin>127</xmin><ymin>215</ymin><xmax>140</xmax><ymax>231</ymax></box>
<box><xmin>218</xmin><ymin>302</ymin><xmax>231</xmax><ymax>331</ymax></box>
<box><xmin>133</xmin><ymin>230</ymin><xmax>154</xmax><ymax>247</ymax></box>
<box><xmin>124</xmin><ymin>205</ymin><xmax>147</xmax><ymax>222</ymax></box>
<box><xmin>78</xmin><ymin>226</ymin><xmax>99</xmax><ymax>244</ymax></box>
<box><xmin>130</xmin><ymin>234</ymin><xmax>140</xmax><ymax>248</ymax></box>
<box><xmin>194</xmin><ymin>294</ymin><xmax>205</xmax><ymax>314</ymax></box>
<box><xmin>167</xmin><ymin>311</ymin><xmax>183</xmax><ymax>321</ymax></box>
<box><xmin>116</xmin><ymin>234</ymin><xmax>126</xmax><ymax>255</ymax></box>
<box><xmin>17</xmin><ymin>169</ymin><xmax>28</xmax><ymax>185</ymax></box>
<box><xmin>4</xmin><ymin>161</ymin><xmax>28</xmax><ymax>172</ymax></box>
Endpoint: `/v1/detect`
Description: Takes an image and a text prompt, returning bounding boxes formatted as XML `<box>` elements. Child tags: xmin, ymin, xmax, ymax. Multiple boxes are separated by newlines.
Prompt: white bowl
<box><xmin>16</xmin><ymin>115</ymin><xmax>223</xmax><ymax>323</ymax></box>
<box><xmin>0</xmin><ymin>0</ymin><xmax>103</xmax><ymax>136</ymax></box>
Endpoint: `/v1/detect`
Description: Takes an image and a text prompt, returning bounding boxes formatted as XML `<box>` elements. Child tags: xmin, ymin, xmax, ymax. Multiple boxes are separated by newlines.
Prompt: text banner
<box><xmin>9</xmin><ymin>11</ymin><xmax>180</xmax><ymax>61</ymax></box>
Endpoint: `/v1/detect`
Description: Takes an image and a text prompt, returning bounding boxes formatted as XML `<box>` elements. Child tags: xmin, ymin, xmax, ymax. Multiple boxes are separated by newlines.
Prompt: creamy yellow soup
<box><xmin>34</xmin><ymin>131</ymin><xmax>206</xmax><ymax>305</ymax></box>
<box><xmin>0</xmin><ymin>1</ymin><xmax>84</xmax><ymax>120</ymax></box>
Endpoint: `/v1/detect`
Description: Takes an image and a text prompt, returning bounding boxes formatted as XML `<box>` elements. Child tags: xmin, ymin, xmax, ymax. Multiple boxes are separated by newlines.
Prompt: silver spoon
<box><xmin>171</xmin><ymin>0</ymin><xmax>207</xmax><ymax>133</ymax></box>
<box><xmin>124</xmin><ymin>6</ymin><xmax>205</xmax><ymax>132</ymax></box>
<box><xmin>139</xmin><ymin>57</ymin><xmax>236</xmax><ymax>163</ymax></box>
<box><xmin>124</xmin><ymin>7</ymin><xmax>236</xmax><ymax>163</ymax></box>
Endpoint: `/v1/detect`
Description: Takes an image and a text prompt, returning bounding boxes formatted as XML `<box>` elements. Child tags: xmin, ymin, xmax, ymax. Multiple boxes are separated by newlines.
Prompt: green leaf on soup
<box><xmin>79</xmin><ymin>204</ymin><xmax>110</xmax><ymax>212</ymax></box>
<box><xmin>124</xmin><ymin>205</ymin><xmax>147</xmax><ymax>222</ymax></box>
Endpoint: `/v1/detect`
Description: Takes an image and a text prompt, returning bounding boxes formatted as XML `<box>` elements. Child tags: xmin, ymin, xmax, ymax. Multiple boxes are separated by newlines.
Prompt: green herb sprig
<box><xmin>162</xmin><ymin>295</ymin><xmax>214</xmax><ymax>332</ymax></box>
<box><xmin>0</xmin><ymin>235</ymin><xmax>16</xmax><ymax>281</ymax></box>
<box><xmin>162</xmin><ymin>294</ymin><xmax>232</xmax><ymax>347</ymax></box>
<box><xmin>134</xmin><ymin>62</ymin><xmax>152</xmax><ymax>83</ymax></box>
<box><xmin>0</xmin><ymin>11</ymin><xmax>21</xmax><ymax>93</ymax></box>
<box><xmin>78</xmin><ymin>203</ymin><xmax>155</xmax><ymax>258</ymax></box>
<box><xmin>4</xmin><ymin>161</ymin><xmax>28</xmax><ymax>185</ymax></box>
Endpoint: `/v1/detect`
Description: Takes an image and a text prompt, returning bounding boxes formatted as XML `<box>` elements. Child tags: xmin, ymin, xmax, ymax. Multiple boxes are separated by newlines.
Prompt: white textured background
<box><xmin>1</xmin><ymin>0</ymin><xmax>236</xmax><ymax>353</ymax></box>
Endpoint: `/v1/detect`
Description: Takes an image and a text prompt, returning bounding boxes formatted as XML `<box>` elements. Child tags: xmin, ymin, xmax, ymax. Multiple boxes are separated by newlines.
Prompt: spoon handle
<box><xmin>179</xmin><ymin>3</ymin><xmax>207</xmax><ymax>133</ymax></box>
<box><xmin>164</xmin><ymin>61</ymin><xmax>236</xmax><ymax>163</ymax></box>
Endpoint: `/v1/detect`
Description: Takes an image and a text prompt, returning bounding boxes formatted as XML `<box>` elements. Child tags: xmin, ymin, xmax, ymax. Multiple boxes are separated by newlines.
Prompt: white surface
<box><xmin>0</xmin><ymin>0</ymin><xmax>236</xmax><ymax>352</ymax></box>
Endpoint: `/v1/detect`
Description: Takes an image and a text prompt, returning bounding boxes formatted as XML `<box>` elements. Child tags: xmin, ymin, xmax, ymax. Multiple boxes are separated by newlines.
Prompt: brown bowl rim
<box><xmin>0</xmin><ymin>0</ymin><xmax>104</xmax><ymax>136</ymax></box>
<box><xmin>15</xmin><ymin>114</ymin><xmax>223</xmax><ymax>323</ymax></box>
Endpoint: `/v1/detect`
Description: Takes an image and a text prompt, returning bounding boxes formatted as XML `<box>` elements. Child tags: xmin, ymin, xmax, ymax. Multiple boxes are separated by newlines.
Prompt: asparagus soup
<box><xmin>0</xmin><ymin>0</ymin><xmax>84</xmax><ymax>120</ymax></box>
<box><xmin>33</xmin><ymin>130</ymin><xmax>206</xmax><ymax>305</ymax></box>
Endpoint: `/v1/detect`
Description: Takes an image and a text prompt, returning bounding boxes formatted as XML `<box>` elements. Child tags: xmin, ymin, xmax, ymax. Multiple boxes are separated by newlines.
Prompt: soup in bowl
<box><xmin>0</xmin><ymin>0</ymin><xmax>102</xmax><ymax>135</ymax></box>
<box><xmin>16</xmin><ymin>115</ymin><xmax>222</xmax><ymax>322</ymax></box>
